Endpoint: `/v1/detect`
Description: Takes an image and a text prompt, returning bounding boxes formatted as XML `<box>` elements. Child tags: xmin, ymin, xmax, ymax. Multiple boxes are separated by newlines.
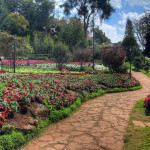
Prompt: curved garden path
<box><xmin>23</xmin><ymin>71</ymin><xmax>150</xmax><ymax>150</ymax></box>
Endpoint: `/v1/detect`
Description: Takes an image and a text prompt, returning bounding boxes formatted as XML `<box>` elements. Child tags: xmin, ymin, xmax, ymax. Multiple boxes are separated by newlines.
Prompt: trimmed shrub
<box><xmin>118</xmin><ymin>62</ymin><xmax>130</xmax><ymax>74</ymax></box>
<box><xmin>101</xmin><ymin>47</ymin><xmax>126</xmax><ymax>72</ymax></box>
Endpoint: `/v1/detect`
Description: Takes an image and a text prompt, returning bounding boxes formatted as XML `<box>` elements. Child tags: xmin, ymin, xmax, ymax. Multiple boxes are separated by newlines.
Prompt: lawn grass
<box><xmin>2</xmin><ymin>66</ymin><xmax>81</xmax><ymax>74</ymax></box>
<box><xmin>141</xmin><ymin>70</ymin><xmax>150</xmax><ymax>78</ymax></box>
<box><xmin>123</xmin><ymin>99</ymin><xmax>150</xmax><ymax>150</ymax></box>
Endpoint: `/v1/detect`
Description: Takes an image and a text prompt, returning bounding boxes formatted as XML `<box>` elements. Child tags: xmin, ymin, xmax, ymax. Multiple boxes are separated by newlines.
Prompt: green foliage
<box><xmin>94</xmin><ymin>27</ymin><xmax>111</xmax><ymax>44</ymax></box>
<box><xmin>122</xmin><ymin>98</ymin><xmax>150</xmax><ymax>150</ymax></box>
<box><xmin>0</xmin><ymin>102</ymin><xmax>9</xmax><ymax>109</ymax></box>
<box><xmin>0</xmin><ymin>131</ymin><xmax>25</xmax><ymax>150</ymax></box>
<box><xmin>143</xmin><ymin>65</ymin><xmax>149</xmax><ymax>73</ymax></box>
<box><xmin>0</xmin><ymin>32</ymin><xmax>33</xmax><ymax>60</ymax></box>
<box><xmin>58</xmin><ymin>17</ymin><xmax>87</xmax><ymax>51</ymax></box>
<box><xmin>53</xmin><ymin>42</ymin><xmax>71</xmax><ymax>71</ymax></box>
<box><xmin>122</xmin><ymin>35</ymin><xmax>139</xmax><ymax>61</ymax></box>
<box><xmin>33</xmin><ymin>32</ymin><xmax>54</xmax><ymax>55</ymax></box>
<box><xmin>61</xmin><ymin>0</ymin><xmax>115</xmax><ymax>37</ymax></box>
<box><xmin>9</xmin><ymin>101</ymin><xmax>19</xmax><ymax>113</ymax></box>
<box><xmin>134</xmin><ymin>11</ymin><xmax>150</xmax><ymax>51</ymax></box>
<box><xmin>2</xmin><ymin>13</ymin><xmax>29</xmax><ymax>36</ymax></box>
<box><xmin>0</xmin><ymin>83</ymin><xmax>5</xmax><ymax>97</ymax></box>
<box><xmin>125</xmin><ymin>18</ymin><xmax>134</xmax><ymax>37</ymax></box>
<box><xmin>105</xmin><ymin>84</ymin><xmax>142</xmax><ymax>93</ymax></box>
<box><xmin>133</xmin><ymin>56</ymin><xmax>144</xmax><ymax>70</ymax></box>
<box><xmin>1</xmin><ymin>124</ymin><xmax>15</xmax><ymax>135</ymax></box>
<box><xmin>118</xmin><ymin>62</ymin><xmax>130</xmax><ymax>74</ymax></box>
<box><xmin>0</xmin><ymin>134</ymin><xmax>15</xmax><ymax>150</ymax></box>
<box><xmin>10</xmin><ymin>131</ymin><xmax>25</xmax><ymax>149</ymax></box>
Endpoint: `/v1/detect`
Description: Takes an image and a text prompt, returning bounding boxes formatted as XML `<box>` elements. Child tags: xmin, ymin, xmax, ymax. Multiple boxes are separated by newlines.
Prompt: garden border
<box><xmin>0</xmin><ymin>85</ymin><xmax>142</xmax><ymax>150</ymax></box>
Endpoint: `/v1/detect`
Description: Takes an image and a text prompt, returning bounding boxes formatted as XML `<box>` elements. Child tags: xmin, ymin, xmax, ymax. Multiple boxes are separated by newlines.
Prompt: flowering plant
<box><xmin>1</xmin><ymin>124</ymin><xmax>15</xmax><ymax>134</ymax></box>
<box><xmin>143</xmin><ymin>95</ymin><xmax>150</xmax><ymax>108</ymax></box>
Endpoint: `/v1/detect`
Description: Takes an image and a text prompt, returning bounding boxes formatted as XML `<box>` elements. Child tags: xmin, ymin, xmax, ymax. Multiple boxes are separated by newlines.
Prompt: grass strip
<box><xmin>123</xmin><ymin>98</ymin><xmax>150</xmax><ymax>150</ymax></box>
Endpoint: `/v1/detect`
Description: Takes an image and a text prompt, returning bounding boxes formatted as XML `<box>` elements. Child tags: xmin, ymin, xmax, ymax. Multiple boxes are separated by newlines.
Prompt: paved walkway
<box><xmin>23</xmin><ymin>71</ymin><xmax>150</xmax><ymax>150</ymax></box>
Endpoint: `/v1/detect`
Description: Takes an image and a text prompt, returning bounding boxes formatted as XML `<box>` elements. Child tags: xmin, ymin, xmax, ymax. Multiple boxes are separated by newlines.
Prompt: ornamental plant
<box><xmin>101</xmin><ymin>47</ymin><xmax>126</xmax><ymax>72</ymax></box>
<box><xmin>143</xmin><ymin>95</ymin><xmax>150</xmax><ymax>108</ymax></box>
<box><xmin>144</xmin><ymin>95</ymin><xmax>150</xmax><ymax>115</ymax></box>
<box><xmin>1</xmin><ymin>124</ymin><xmax>15</xmax><ymax>135</ymax></box>
<box><xmin>53</xmin><ymin>42</ymin><xmax>71</xmax><ymax>71</ymax></box>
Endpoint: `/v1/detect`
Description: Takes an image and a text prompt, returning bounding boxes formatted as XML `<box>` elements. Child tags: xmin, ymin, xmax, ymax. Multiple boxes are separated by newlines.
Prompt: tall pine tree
<box><xmin>122</xmin><ymin>18</ymin><xmax>141</xmax><ymax>61</ymax></box>
<box><xmin>125</xmin><ymin>18</ymin><xmax>134</xmax><ymax>37</ymax></box>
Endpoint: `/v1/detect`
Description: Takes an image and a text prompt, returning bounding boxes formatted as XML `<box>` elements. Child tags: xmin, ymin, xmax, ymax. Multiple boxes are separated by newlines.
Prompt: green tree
<box><xmin>133</xmin><ymin>56</ymin><xmax>144</xmax><ymax>70</ymax></box>
<box><xmin>0</xmin><ymin>0</ymin><xmax>55</xmax><ymax>41</ymax></box>
<box><xmin>0</xmin><ymin>0</ymin><xmax>20</xmax><ymax>26</ymax></box>
<box><xmin>2</xmin><ymin>13</ymin><xmax>29</xmax><ymax>36</ymax></box>
<box><xmin>125</xmin><ymin>18</ymin><xmax>134</xmax><ymax>37</ymax></box>
<box><xmin>61</xmin><ymin>0</ymin><xmax>115</xmax><ymax>37</ymax></box>
<box><xmin>58</xmin><ymin>17</ymin><xmax>87</xmax><ymax>51</ymax></box>
<box><xmin>0</xmin><ymin>32</ymin><xmax>33</xmax><ymax>65</ymax></box>
<box><xmin>122</xmin><ymin>18</ymin><xmax>141</xmax><ymax>61</ymax></box>
<box><xmin>134</xmin><ymin>11</ymin><xmax>150</xmax><ymax>51</ymax></box>
<box><xmin>53</xmin><ymin>42</ymin><xmax>71</xmax><ymax>71</ymax></box>
<box><xmin>122</xmin><ymin>36</ymin><xmax>139</xmax><ymax>61</ymax></box>
<box><xmin>94</xmin><ymin>27</ymin><xmax>110</xmax><ymax>44</ymax></box>
<box><xmin>33</xmin><ymin>32</ymin><xmax>54</xmax><ymax>56</ymax></box>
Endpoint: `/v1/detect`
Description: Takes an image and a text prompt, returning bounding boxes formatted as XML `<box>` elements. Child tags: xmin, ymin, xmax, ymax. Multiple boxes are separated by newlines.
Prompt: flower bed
<box><xmin>0</xmin><ymin>72</ymin><xmax>140</xmax><ymax>132</ymax></box>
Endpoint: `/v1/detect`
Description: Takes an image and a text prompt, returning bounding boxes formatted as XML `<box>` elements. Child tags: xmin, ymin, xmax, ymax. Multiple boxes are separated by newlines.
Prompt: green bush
<box><xmin>11</xmin><ymin>132</ymin><xmax>25</xmax><ymax>149</ymax></box>
<box><xmin>1</xmin><ymin>124</ymin><xmax>15</xmax><ymax>135</ymax></box>
<box><xmin>144</xmin><ymin>65</ymin><xmax>149</xmax><ymax>73</ymax></box>
<box><xmin>53</xmin><ymin>42</ymin><xmax>71</xmax><ymax>71</ymax></box>
<box><xmin>133</xmin><ymin>56</ymin><xmax>144</xmax><ymax>70</ymax></box>
<box><xmin>0</xmin><ymin>131</ymin><xmax>25</xmax><ymax>150</ymax></box>
<box><xmin>0</xmin><ymin>135</ymin><xmax>14</xmax><ymax>150</ymax></box>
<box><xmin>9</xmin><ymin>102</ymin><xmax>19</xmax><ymax>113</ymax></box>
<box><xmin>118</xmin><ymin>62</ymin><xmax>130</xmax><ymax>74</ymax></box>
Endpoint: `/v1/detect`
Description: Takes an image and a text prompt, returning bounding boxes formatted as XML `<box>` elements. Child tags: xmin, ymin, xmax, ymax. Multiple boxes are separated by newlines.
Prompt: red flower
<box><xmin>10</xmin><ymin>126</ymin><xmax>13</xmax><ymax>129</ymax></box>
<box><xmin>5</xmin><ymin>127</ymin><xmax>8</xmax><ymax>130</ymax></box>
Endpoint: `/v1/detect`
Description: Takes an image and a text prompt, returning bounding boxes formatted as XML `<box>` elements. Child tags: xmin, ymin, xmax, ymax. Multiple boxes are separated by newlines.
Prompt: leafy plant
<box><xmin>53</xmin><ymin>42</ymin><xmax>71</xmax><ymax>71</ymax></box>
<box><xmin>9</xmin><ymin>102</ymin><xmax>19</xmax><ymax>113</ymax></box>
<box><xmin>101</xmin><ymin>47</ymin><xmax>126</xmax><ymax>72</ymax></box>
<box><xmin>1</xmin><ymin>124</ymin><xmax>15</xmax><ymax>135</ymax></box>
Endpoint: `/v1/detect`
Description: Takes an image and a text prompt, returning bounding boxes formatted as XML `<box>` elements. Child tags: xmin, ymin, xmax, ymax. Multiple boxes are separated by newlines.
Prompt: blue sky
<box><xmin>55</xmin><ymin>0</ymin><xmax>150</xmax><ymax>43</ymax></box>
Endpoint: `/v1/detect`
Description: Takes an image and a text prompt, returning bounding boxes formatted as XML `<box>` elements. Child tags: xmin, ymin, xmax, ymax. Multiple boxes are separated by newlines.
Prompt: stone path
<box><xmin>23</xmin><ymin>71</ymin><xmax>150</xmax><ymax>150</ymax></box>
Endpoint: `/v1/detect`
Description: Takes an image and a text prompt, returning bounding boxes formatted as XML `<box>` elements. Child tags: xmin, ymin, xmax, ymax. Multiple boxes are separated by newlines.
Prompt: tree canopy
<box><xmin>94</xmin><ymin>27</ymin><xmax>110</xmax><ymax>44</ymax></box>
<box><xmin>2</xmin><ymin>13</ymin><xmax>29</xmax><ymax>36</ymax></box>
<box><xmin>125</xmin><ymin>18</ymin><xmax>134</xmax><ymax>37</ymax></box>
<box><xmin>61</xmin><ymin>0</ymin><xmax>115</xmax><ymax>37</ymax></box>
<box><xmin>134</xmin><ymin>11</ymin><xmax>150</xmax><ymax>51</ymax></box>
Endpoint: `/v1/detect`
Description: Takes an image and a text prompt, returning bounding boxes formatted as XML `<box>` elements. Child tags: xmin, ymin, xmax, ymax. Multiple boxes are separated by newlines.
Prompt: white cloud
<box><xmin>144</xmin><ymin>6</ymin><xmax>150</xmax><ymax>10</ymax></box>
<box><xmin>118</xmin><ymin>12</ymin><xmax>145</xmax><ymax>26</ymax></box>
<box><xmin>125</xmin><ymin>0</ymin><xmax>150</xmax><ymax>6</ymax></box>
<box><xmin>110</xmin><ymin>0</ymin><xmax>122</xmax><ymax>9</ymax></box>
<box><xmin>99</xmin><ymin>23</ymin><xmax>124</xmax><ymax>43</ymax></box>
